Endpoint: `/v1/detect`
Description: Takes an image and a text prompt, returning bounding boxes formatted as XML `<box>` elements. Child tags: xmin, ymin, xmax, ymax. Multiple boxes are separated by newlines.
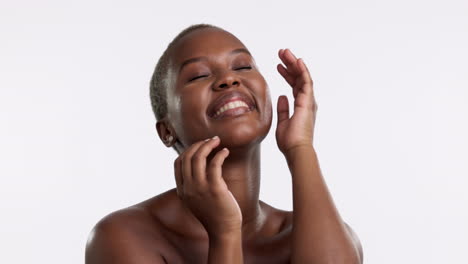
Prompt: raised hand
<box><xmin>173</xmin><ymin>136</ymin><xmax>242</xmax><ymax>238</ymax></box>
<box><xmin>275</xmin><ymin>48</ymin><xmax>318</xmax><ymax>155</ymax></box>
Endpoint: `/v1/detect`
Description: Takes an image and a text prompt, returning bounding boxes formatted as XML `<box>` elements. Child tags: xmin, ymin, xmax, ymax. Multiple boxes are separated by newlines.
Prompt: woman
<box><xmin>85</xmin><ymin>24</ymin><xmax>363</xmax><ymax>264</ymax></box>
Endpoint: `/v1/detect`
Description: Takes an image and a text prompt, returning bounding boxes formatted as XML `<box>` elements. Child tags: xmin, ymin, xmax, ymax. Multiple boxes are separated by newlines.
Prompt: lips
<box><xmin>207</xmin><ymin>91</ymin><xmax>256</xmax><ymax>119</ymax></box>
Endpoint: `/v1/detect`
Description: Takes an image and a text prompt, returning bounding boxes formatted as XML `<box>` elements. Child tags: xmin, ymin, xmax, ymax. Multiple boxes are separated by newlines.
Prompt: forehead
<box><xmin>170</xmin><ymin>28</ymin><xmax>247</xmax><ymax>65</ymax></box>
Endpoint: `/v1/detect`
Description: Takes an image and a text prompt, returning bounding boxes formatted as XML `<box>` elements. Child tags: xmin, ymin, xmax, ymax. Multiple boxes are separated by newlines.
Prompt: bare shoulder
<box><xmin>85</xmin><ymin>194</ymin><xmax>172</xmax><ymax>264</ymax></box>
<box><xmin>259</xmin><ymin>202</ymin><xmax>293</xmax><ymax>234</ymax></box>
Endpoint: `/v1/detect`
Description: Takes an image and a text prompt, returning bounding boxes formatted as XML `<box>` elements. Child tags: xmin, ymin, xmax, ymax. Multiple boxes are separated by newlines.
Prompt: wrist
<box><xmin>208</xmin><ymin>231</ymin><xmax>243</xmax><ymax>263</ymax></box>
<box><xmin>283</xmin><ymin>144</ymin><xmax>316</xmax><ymax>159</ymax></box>
<box><xmin>209</xmin><ymin>231</ymin><xmax>242</xmax><ymax>246</ymax></box>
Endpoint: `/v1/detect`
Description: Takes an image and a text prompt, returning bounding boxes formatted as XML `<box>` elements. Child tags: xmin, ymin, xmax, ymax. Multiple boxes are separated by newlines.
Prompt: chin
<box><xmin>218</xmin><ymin>113</ymin><xmax>272</xmax><ymax>149</ymax></box>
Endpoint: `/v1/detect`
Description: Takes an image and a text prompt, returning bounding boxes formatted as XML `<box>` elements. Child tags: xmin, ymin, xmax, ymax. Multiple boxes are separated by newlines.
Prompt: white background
<box><xmin>1</xmin><ymin>0</ymin><xmax>467</xmax><ymax>263</ymax></box>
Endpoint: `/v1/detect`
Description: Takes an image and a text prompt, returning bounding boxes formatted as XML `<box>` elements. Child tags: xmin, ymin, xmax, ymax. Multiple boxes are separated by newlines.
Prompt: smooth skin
<box><xmin>276</xmin><ymin>49</ymin><xmax>363</xmax><ymax>263</ymax></box>
<box><xmin>85</xmin><ymin>28</ymin><xmax>363</xmax><ymax>264</ymax></box>
<box><xmin>175</xmin><ymin>136</ymin><xmax>243</xmax><ymax>263</ymax></box>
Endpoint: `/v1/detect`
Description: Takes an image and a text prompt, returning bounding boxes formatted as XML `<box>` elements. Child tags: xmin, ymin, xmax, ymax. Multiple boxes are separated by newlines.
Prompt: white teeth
<box><xmin>215</xmin><ymin>100</ymin><xmax>249</xmax><ymax>117</ymax></box>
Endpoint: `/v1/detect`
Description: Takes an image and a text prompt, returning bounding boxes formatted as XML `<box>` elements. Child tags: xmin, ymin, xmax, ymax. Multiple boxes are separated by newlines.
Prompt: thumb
<box><xmin>277</xmin><ymin>95</ymin><xmax>289</xmax><ymax>124</ymax></box>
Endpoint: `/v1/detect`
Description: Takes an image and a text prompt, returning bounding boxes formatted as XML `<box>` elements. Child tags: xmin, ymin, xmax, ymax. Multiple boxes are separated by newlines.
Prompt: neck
<box><xmin>217</xmin><ymin>143</ymin><xmax>265</xmax><ymax>240</ymax></box>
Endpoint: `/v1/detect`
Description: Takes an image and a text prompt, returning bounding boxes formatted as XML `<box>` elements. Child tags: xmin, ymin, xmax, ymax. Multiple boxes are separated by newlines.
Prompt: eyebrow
<box><xmin>178</xmin><ymin>48</ymin><xmax>251</xmax><ymax>73</ymax></box>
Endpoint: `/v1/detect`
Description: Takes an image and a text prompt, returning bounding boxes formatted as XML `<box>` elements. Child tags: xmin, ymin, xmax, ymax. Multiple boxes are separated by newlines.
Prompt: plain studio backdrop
<box><xmin>1</xmin><ymin>0</ymin><xmax>467</xmax><ymax>263</ymax></box>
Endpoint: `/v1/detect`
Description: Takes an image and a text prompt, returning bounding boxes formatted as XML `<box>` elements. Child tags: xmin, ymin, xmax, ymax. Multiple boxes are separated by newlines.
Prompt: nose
<box><xmin>213</xmin><ymin>71</ymin><xmax>240</xmax><ymax>90</ymax></box>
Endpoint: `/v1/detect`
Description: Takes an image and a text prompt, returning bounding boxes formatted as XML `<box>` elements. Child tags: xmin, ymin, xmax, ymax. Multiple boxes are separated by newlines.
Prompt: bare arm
<box><xmin>172</xmin><ymin>136</ymin><xmax>245</xmax><ymax>263</ymax></box>
<box><xmin>208</xmin><ymin>232</ymin><xmax>243</xmax><ymax>263</ymax></box>
<box><xmin>275</xmin><ymin>48</ymin><xmax>362</xmax><ymax>263</ymax></box>
<box><xmin>285</xmin><ymin>146</ymin><xmax>363</xmax><ymax>264</ymax></box>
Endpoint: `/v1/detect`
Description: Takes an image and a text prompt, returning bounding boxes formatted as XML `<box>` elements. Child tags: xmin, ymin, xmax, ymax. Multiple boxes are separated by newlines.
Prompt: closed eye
<box><xmin>235</xmin><ymin>66</ymin><xmax>252</xmax><ymax>70</ymax></box>
<box><xmin>189</xmin><ymin>75</ymin><xmax>209</xmax><ymax>82</ymax></box>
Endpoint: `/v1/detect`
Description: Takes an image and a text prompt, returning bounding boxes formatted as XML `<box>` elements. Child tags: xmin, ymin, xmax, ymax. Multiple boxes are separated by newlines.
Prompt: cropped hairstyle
<box><xmin>149</xmin><ymin>23</ymin><xmax>223</xmax><ymax>153</ymax></box>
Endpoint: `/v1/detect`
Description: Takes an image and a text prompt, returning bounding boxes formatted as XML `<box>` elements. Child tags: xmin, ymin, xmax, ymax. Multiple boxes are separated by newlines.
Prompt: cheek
<box><xmin>167</xmin><ymin>92</ymin><xmax>202</xmax><ymax>137</ymax></box>
<box><xmin>180</xmin><ymin>93</ymin><xmax>199</xmax><ymax>112</ymax></box>
<box><xmin>264</xmin><ymin>93</ymin><xmax>273</xmax><ymax>124</ymax></box>
<box><xmin>264</xmin><ymin>84</ymin><xmax>272</xmax><ymax>108</ymax></box>
<box><xmin>253</xmin><ymin>76</ymin><xmax>271</xmax><ymax>109</ymax></box>
<box><xmin>247</xmin><ymin>75</ymin><xmax>272</xmax><ymax>126</ymax></box>
<box><xmin>178</xmin><ymin>91</ymin><xmax>209</xmax><ymax>134</ymax></box>
<box><xmin>177</xmin><ymin>86</ymin><xmax>207</xmax><ymax>111</ymax></box>
<box><xmin>253</xmin><ymin>77</ymin><xmax>273</xmax><ymax>136</ymax></box>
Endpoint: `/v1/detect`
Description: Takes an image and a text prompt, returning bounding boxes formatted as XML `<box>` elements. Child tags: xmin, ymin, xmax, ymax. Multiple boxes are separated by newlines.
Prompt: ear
<box><xmin>156</xmin><ymin>118</ymin><xmax>176</xmax><ymax>147</ymax></box>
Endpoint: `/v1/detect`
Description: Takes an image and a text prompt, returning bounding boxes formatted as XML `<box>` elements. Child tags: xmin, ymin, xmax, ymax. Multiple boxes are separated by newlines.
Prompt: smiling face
<box><xmin>162</xmin><ymin>28</ymin><xmax>272</xmax><ymax>151</ymax></box>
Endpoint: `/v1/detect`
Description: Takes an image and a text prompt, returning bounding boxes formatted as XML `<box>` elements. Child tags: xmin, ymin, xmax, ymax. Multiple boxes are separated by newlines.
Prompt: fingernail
<box><xmin>204</xmin><ymin>138</ymin><xmax>210</xmax><ymax>141</ymax></box>
<box><xmin>212</xmin><ymin>135</ymin><xmax>219</xmax><ymax>140</ymax></box>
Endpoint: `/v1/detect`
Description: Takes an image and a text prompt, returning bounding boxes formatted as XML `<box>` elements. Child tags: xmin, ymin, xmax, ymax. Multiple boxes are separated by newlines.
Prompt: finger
<box><xmin>285</xmin><ymin>48</ymin><xmax>298</xmax><ymax>60</ymax></box>
<box><xmin>278</xmin><ymin>49</ymin><xmax>287</xmax><ymax>61</ymax></box>
<box><xmin>297</xmin><ymin>58</ymin><xmax>315</xmax><ymax>97</ymax></box>
<box><xmin>206</xmin><ymin>147</ymin><xmax>230</xmax><ymax>186</ymax></box>
<box><xmin>298</xmin><ymin>58</ymin><xmax>313</xmax><ymax>85</ymax></box>
<box><xmin>279</xmin><ymin>50</ymin><xmax>296</xmax><ymax>72</ymax></box>
<box><xmin>277</xmin><ymin>95</ymin><xmax>290</xmax><ymax>123</ymax></box>
<box><xmin>174</xmin><ymin>157</ymin><xmax>183</xmax><ymax>198</ymax></box>
<box><xmin>278</xmin><ymin>48</ymin><xmax>294</xmax><ymax>68</ymax></box>
<box><xmin>191</xmin><ymin>136</ymin><xmax>221</xmax><ymax>184</ymax></box>
<box><xmin>279</xmin><ymin>48</ymin><xmax>300</xmax><ymax>74</ymax></box>
<box><xmin>277</xmin><ymin>63</ymin><xmax>296</xmax><ymax>87</ymax></box>
<box><xmin>181</xmin><ymin>139</ymin><xmax>212</xmax><ymax>187</ymax></box>
<box><xmin>277</xmin><ymin>63</ymin><xmax>300</xmax><ymax>98</ymax></box>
